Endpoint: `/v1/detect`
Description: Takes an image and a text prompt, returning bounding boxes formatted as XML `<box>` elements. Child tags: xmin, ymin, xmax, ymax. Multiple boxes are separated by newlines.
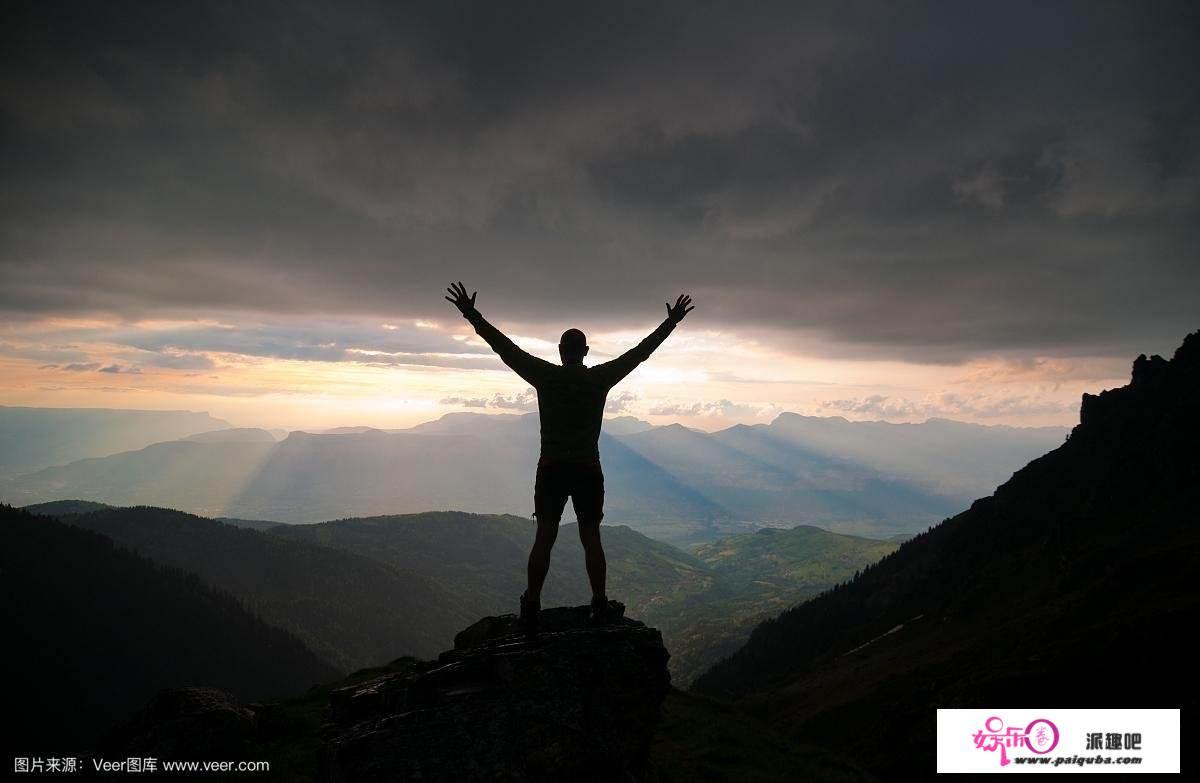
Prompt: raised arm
<box><xmin>445</xmin><ymin>282</ymin><xmax>555</xmax><ymax>387</ymax></box>
<box><xmin>593</xmin><ymin>294</ymin><xmax>694</xmax><ymax>388</ymax></box>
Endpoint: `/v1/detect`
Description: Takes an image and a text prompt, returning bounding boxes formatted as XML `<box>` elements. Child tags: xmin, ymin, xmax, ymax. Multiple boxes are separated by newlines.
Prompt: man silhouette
<box><xmin>445</xmin><ymin>282</ymin><xmax>694</xmax><ymax>633</ymax></box>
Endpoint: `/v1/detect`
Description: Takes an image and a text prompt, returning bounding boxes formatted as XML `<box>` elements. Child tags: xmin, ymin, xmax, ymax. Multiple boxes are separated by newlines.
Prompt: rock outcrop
<box><xmin>322</xmin><ymin>602</ymin><xmax>671</xmax><ymax>782</ymax></box>
<box><xmin>106</xmin><ymin>687</ymin><xmax>257</xmax><ymax>759</ymax></box>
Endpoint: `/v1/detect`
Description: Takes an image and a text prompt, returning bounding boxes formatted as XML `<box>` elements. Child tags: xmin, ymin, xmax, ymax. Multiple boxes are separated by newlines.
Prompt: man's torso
<box><xmin>533</xmin><ymin>364</ymin><xmax>610</xmax><ymax>463</ymax></box>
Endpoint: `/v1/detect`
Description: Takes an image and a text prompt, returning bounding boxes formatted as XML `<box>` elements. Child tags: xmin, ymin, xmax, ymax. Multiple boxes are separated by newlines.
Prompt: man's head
<box><xmin>559</xmin><ymin>328</ymin><xmax>588</xmax><ymax>364</ymax></box>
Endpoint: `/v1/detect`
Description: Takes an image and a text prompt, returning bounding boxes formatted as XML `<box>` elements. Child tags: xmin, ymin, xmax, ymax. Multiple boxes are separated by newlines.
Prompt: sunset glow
<box><xmin>0</xmin><ymin>312</ymin><xmax>1130</xmax><ymax>431</ymax></box>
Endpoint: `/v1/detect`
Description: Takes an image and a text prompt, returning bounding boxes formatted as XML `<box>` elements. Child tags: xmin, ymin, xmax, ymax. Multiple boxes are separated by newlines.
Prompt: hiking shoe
<box><xmin>588</xmin><ymin>595</ymin><xmax>615</xmax><ymax>626</ymax></box>
<box><xmin>518</xmin><ymin>591</ymin><xmax>540</xmax><ymax>635</ymax></box>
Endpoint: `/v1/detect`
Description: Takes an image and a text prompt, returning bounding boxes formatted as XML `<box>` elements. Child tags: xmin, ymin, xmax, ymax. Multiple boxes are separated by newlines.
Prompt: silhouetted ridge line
<box><xmin>692</xmin><ymin>330</ymin><xmax>1200</xmax><ymax>780</ymax></box>
<box><xmin>0</xmin><ymin>504</ymin><xmax>337</xmax><ymax>753</ymax></box>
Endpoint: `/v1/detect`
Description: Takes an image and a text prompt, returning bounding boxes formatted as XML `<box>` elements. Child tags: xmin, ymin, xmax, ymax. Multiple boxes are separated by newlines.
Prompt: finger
<box><xmin>470</xmin><ymin>292</ymin><xmax>477</xmax><ymax>304</ymax></box>
<box><xmin>444</xmin><ymin>296</ymin><xmax>456</xmax><ymax>304</ymax></box>
<box><xmin>685</xmin><ymin>305</ymin><xmax>695</xmax><ymax>314</ymax></box>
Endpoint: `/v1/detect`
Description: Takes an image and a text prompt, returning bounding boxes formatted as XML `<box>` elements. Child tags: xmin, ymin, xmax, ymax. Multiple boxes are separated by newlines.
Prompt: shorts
<box><xmin>533</xmin><ymin>459</ymin><xmax>605</xmax><ymax>525</ymax></box>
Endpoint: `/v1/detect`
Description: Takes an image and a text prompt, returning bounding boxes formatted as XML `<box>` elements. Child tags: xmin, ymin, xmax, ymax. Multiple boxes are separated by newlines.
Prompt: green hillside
<box><xmin>31</xmin><ymin>503</ymin><xmax>901</xmax><ymax>686</ymax></box>
<box><xmin>0</xmin><ymin>504</ymin><xmax>336</xmax><ymax>752</ymax></box>
<box><xmin>56</xmin><ymin>506</ymin><xmax>467</xmax><ymax>670</ymax></box>
<box><xmin>22</xmin><ymin>498</ymin><xmax>114</xmax><ymax>515</ymax></box>
<box><xmin>651</xmin><ymin>526</ymin><xmax>899</xmax><ymax>684</ymax></box>
<box><xmin>272</xmin><ymin>512</ymin><xmax>899</xmax><ymax>684</ymax></box>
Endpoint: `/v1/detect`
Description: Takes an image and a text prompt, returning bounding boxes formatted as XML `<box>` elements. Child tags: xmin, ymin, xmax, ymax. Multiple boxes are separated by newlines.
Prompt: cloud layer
<box><xmin>2</xmin><ymin>1</ymin><xmax>1197</xmax><ymax>364</ymax></box>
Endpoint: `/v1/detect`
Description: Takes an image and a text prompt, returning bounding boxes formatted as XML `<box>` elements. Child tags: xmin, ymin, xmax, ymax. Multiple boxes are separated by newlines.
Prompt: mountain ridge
<box><xmin>0</xmin><ymin>405</ymin><xmax>230</xmax><ymax>476</ymax></box>
<box><xmin>2</xmin><ymin>411</ymin><xmax>1063</xmax><ymax>542</ymax></box>
<box><xmin>0</xmin><ymin>504</ymin><xmax>336</xmax><ymax>753</ymax></box>
<box><xmin>51</xmin><ymin>505</ymin><xmax>467</xmax><ymax>670</ymax></box>
<box><xmin>29</xmin><ymin>501</ymin><xmax>898</xmax><ymax>686</ymax></box>
<box><xmin>692</xmin><ymin>330</ymin><xmax>1200</xmax><ymax>778</ymax></box>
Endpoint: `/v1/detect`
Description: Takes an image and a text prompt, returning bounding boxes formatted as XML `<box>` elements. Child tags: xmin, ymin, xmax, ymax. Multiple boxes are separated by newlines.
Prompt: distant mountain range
<box><xmin>0</xmin><ymin>405</ymin><xmax>229</xmax><ymax>477</ymax></box>
<box><xmin>692</xmin><ymin>332</ymin><xmax>1200</xmax><ymax>779</ymax></box>
<box><xmin>1</xmin><ymin>410</ymin><xmax>1065</xmax><ymax>542</ymax></box>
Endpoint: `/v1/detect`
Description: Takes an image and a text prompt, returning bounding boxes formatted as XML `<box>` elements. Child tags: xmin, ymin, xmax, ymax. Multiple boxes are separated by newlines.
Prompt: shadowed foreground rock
<box><xmin>107</xmin><ymin>687</ymin><xmax>257</xmax><ymax>758</ymax></box>
<box><xmin>322</xmin><ymin>602</ymin><xmax>671</xmax><ymax>782</ymax></box>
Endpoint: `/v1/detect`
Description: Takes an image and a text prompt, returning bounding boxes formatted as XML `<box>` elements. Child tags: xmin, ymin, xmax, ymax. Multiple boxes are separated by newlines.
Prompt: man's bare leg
<box><xmin>577</xmin><ymin>519</ymin><xmax>607</xmax><ymax>602</ymax></box>
<box><xmin>526</xmin><ymin>517</ymin><xmax>560</xmax><ymax>603</ymax></box>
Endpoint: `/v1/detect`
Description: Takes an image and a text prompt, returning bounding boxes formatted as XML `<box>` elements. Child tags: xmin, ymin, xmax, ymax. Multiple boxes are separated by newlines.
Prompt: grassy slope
<box><xmin>653</xmin><ymin>526</ymin><xmax>899</xmax><ymax>684</ymax></box>
<box><xmin>29</xmin><ymin>502</ymin><xmax>900</xmax><ymax>688</ymax></box>
<box><xmin>273</xmin><ymin>512</ymin><xmax>899</xmax><ymax>685</ymax></box>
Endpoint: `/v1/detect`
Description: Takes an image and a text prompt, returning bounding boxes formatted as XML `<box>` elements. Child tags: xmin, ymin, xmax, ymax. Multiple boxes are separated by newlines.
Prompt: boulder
<box><xmin>322</xmin><ymin>602</ymin><xmax>671</xmax><ymax>781</ymax></box>
<box><xmin>109</xmin><ymin>687</ymin><xmax>256</xmax><ymax>758</ymax></box>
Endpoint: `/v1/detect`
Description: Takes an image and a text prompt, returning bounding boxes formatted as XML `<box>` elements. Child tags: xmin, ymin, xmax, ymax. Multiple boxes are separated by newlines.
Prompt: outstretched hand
<box><xmin>665</xmin><ymin>294</ymin><xmax>695</xmax><ymax>324</ymax></box>
<box><xmin>445</xmin><ymin>281</ymin><xmax>478</xmax><ymax>317</ymax></box>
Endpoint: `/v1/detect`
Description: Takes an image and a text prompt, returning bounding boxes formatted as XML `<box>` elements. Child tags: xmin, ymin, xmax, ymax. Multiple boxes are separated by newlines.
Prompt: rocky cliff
<box><xmin>322</xmin><ymin>602</ymin><xmax>671</xmax><ymax>782</ymax></box>
<box><xmin>104</xmin><ymin>603</ymin><xmax>873</xmax><ymax>781</ymax></box>
<box><xmin>693</xmin><ymin>330</ymin><xmax>1200</xmax><ymax>778</ymax></box>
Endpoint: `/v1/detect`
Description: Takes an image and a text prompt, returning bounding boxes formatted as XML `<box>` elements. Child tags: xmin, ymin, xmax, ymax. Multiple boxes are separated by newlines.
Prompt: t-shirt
<box><xmin>464</xmin><ymin>310</ymin><xmax>677</xmax><ymax>462</ymax></box>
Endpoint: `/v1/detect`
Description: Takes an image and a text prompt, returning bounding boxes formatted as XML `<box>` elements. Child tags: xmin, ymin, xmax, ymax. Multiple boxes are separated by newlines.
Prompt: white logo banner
<box><xmin>936</xmin><ymin>708</ymin><xmax>1179</xmax><ymax>774</ymax></box>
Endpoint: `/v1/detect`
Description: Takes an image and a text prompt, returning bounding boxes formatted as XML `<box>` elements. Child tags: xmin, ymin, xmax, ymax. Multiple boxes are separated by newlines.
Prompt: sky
<box><xmin>1</xmin><ymin>1</ymin><xmax>1197</xmax><ymax>431</ymax></box>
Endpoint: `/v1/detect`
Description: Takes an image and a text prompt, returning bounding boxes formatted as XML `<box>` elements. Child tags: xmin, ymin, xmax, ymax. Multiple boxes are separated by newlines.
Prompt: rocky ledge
<box><xmin>107</xmin><ymin>687</ymin><xmax>257</xmax><ymax>758</ymax></box>
<box><xmin>322</xmin><ymin>601</ymin><xmax>672</xmax><ymax>782</ymax></box>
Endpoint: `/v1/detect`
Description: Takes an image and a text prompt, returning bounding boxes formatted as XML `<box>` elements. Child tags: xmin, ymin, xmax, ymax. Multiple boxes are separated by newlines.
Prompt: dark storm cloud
<box><xmin>1</xmin><ymin>0</ymin><xmax>1197</xmax><ymax>361</ymax></box>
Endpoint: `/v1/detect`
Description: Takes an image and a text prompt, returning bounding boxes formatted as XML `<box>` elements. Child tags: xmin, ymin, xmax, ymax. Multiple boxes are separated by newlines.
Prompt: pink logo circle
<box><xmin>1025</xmin><ymin>718</ymin><xmax>1060</xmax><ymax>754</ymax></box>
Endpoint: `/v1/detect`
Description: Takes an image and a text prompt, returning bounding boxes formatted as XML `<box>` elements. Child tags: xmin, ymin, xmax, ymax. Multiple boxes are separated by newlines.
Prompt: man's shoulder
<box><xmin>538</xmin><ymin>363</ymin><xmax>607</xmax><ymax>392</ymax></box>
<box><xmin>552</xmin><ymin>363</ymin><xmax>597</xmax><ymax>378</ymax></box>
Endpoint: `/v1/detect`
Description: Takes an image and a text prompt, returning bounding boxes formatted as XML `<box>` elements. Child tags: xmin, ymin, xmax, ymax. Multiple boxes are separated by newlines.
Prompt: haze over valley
<box><xmin>2</xmin><ymin>406</ymin><xmax>1064</xmax><ymax>543</ymax></box>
